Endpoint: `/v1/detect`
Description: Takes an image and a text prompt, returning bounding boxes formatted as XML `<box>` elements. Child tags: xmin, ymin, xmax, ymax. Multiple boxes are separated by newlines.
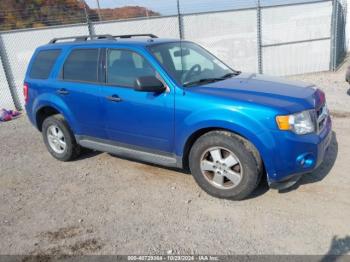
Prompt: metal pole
<box><xmin>95</xmin><ymin>0</ymin><xmax>103</xmax><ymax>21</ymax></box>
<box><xmin>177</xmin><ymin>0</ymin><xmax>184</xmax><ymax>39</ymax></box>
<box><xmin>0</xmin><ymin>34</ymin><xmax>22</xmax><ymax>110</ymax></box>
<box><xmin>330</xmin><ymin>0</ymin><xmax>336</xmax><ymax>70</ymax></box>
<box><xmin>82</xmin><ymin>0</ymin><xmax>94</xmax><ymax>36</ymax></box>
<box><xmin>257</xmin><ymin>0</ymin><xmax>263</xmax><ymax>74</ymax></box>
<box><xmin>334</xmin><ymin>0</ymin><xmax>339</xmax><ymax>71</ymax></box>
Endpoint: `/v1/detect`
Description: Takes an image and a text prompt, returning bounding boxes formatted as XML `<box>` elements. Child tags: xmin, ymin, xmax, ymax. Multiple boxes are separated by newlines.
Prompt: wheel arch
<box><xmin>32</xmin><ymin>93</ymin><xmax>78</xmax><ymax>133</ymax></box>
<box><xmin>179</xmin><ymin>123</ymin><xmax>274</xmax><ymax>176</ymax></box>
<box><xmin>36</xmin><ymin>106</ymin><xmax>61</xmax><ymax>131</ymax></box>
<box><xmin>182</xmin><ymin>127</ymin><xmax>226</xmax><ymax>170</ymax></box>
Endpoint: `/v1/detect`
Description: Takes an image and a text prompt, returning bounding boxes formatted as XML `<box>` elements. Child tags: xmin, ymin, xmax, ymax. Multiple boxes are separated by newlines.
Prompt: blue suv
<box><xmin>24</xmin><ymin>34</ymin><xmax>332</xmax><ymax>199</ymax></box>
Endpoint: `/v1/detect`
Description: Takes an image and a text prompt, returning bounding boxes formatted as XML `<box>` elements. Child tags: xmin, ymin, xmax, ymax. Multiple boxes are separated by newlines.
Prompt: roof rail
<box><xmin>49</xmin><ymin>34</ymin><xmax>158</xmax><ymax>44</ymax></box>
<box><xmin>113</xmin><ymin>34</ymin><xmax>158</xmax><ymax>39</ymax></box>
<box><xmin>49</xmin><ymin>34</ymin><xmax>114</xmax><ymax>44</ymax></box>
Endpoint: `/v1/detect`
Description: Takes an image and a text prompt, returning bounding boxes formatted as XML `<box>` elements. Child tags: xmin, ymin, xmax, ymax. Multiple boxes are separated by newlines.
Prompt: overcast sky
<box><xmin>84</xmin><ymin>0</ymin><xmax>318</xmax><ymax>15</ymax></box>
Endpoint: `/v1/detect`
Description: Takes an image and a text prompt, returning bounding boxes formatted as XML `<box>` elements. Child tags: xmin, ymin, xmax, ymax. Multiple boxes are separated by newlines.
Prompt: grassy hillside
<box><xmin>98</xmin><ymin>6</ymin><xmax>160</xmax><ymax>20</ymax></box>
<box><xmin>0</xmin><ymin>0</ymin><xmax>160</xmax><ymax>31</ymax></box>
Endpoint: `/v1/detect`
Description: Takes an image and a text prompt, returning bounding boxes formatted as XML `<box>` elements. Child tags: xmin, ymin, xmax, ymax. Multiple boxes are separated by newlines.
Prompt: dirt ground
<box><xmin>1</xmin><ymin>70</ymin><xmax>350</xmax><ymax>257</ymax></box>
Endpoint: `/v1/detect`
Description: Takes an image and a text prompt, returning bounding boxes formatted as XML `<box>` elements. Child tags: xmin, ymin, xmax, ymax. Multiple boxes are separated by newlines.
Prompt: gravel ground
<box><xmin>1</xmin><ymin>68</ymin><xmax>350</xmax><ymax>257</ymax></box>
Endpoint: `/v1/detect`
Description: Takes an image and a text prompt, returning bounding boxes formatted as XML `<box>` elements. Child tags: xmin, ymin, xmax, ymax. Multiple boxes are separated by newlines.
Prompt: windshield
<box><xmin>149</xmin><ymin>42</ymin><xmax>239</xmax><ymax>87</ymax></box>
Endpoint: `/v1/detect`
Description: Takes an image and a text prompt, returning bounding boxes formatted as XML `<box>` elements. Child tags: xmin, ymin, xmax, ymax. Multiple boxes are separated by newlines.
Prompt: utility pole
<box><xmin>96</xmin><ymin>0</ymin><xmax>103</xmax><ymax>21</ymax></box>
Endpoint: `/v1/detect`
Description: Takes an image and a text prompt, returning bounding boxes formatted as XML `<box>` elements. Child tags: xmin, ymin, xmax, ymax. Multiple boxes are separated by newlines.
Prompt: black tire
<box><xmin>189</xmin><ymin>131</ymin><xmax>262</xmax><ymax>200</ymax></box>
<box><xmin>42</xmin><ymin>114</ymin><xmax>81</xmax><ymax>161</ymax></box>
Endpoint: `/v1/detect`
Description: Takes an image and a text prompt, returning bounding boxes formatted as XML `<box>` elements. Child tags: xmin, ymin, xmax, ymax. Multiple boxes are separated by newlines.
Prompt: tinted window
<box><xmin>63</xmin><ymin>49</ymin><xmax>99</xmax><ymax>82</ymax></box>
<box><xmin>30</xmin><ymin>50</ymin><xmax>61</xmax><ymax>79</ymax></box>
<box><xmin>107</xmin><ymin>49</ymin><xmax>156</xmax><ymax>87</ymax></box>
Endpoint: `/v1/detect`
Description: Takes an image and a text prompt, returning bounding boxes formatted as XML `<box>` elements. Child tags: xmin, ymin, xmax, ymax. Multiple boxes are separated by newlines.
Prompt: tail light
<box><xmin>23</xmin><ymin>83</ymin><xmax>29</xmax><ymax>104</ymax></box>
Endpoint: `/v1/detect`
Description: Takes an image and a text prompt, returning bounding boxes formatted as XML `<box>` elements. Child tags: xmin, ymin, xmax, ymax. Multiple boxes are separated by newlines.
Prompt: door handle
<box><xmin>57</xmin><ymin>88</ymin><xmax>69</xmax><ymax>95</ymax></box>
<box><xmin>107</xmin><ymin>95</ymin><xmax>122</xmax><ymax>102</ymax></box>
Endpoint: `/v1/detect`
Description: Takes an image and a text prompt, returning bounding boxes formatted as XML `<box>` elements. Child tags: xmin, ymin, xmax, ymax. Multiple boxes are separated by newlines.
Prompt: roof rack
<box><xmin>49</xmin><ymin>34</ymin><xmax>158</xmax><ymax>44</ymax></box>
<box><xmin>113</xmin><ymin>34</ymin><xmax>158</xmax><ymax>39</ymax></box>
<box><xmin>49</xmin><ymin>34</ymin><xmax>114</xmax><ymax>44</ymax></box>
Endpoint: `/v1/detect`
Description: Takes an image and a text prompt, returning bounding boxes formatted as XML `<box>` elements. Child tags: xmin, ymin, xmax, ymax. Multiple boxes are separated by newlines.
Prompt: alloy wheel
<box><xmin>47</xmin><ymin>124</ymin><xmax>66</xmax><ymax>154</ymax></box>
<box><xmin>200</xmin><ymin>147</ymin><xmax>243</xmax><ymax>190</ymax></box>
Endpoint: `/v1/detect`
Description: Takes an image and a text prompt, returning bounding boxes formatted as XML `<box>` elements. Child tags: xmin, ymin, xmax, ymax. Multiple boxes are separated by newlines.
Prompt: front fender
<box><xmin>175</xmin><ymin>107</ymin><xmax>278</xmax><ymax>178</ymax></box>
<box><xmin>31</xmin><ymin>93</ymin><xmax>79</xmax><ymax>133</ymax></box>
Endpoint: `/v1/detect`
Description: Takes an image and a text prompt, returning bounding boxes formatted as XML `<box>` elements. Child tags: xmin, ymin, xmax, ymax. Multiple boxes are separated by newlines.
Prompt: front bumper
<box><xmin>266</xmin><ymin>115</ymin><xmax>332</xmax><ymax>189</ymax></box>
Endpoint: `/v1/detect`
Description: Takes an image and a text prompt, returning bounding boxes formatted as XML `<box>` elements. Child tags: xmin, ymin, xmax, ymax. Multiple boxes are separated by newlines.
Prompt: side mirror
<box><xmin>134</xmin><ymin>76</ymin><xmax>166</xmax><ymax>93</ymax></box>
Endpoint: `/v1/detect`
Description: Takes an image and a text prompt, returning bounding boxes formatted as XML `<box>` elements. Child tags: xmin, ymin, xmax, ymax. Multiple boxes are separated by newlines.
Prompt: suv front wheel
<box><xmin>189</xmin><ymin>131</ymin><xmax>262</xmax><ymax>200</ymax></box>
<box><xmin>42</xmin><ymin>114</ymin><xmax>81</xmax><ymax>161</ymax></box>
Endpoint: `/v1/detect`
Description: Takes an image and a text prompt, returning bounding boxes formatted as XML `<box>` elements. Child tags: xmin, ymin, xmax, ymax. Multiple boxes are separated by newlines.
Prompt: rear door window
<box><xmin>30</xmin><ymin>49</ymin><xmax>61</xmax><ymax>79</ymax></box>
<box><xmin>62</xmin><ymin>49</ymin><xmax>99</xmax><ymax>82</ymax></box>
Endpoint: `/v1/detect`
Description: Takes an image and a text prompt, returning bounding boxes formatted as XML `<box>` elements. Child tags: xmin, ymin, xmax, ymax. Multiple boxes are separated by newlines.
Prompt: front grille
<box><xmin>316</xmin><ymin>104</ymin><xmax>328</xmax><ymax>133</ymax></box>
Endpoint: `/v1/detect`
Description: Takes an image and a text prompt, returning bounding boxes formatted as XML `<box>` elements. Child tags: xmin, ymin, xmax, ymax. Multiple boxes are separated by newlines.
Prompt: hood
<box><xmin>187</xmin><ymin>73</ymin><xmax>320</xmax><ymax>113</ymax></box>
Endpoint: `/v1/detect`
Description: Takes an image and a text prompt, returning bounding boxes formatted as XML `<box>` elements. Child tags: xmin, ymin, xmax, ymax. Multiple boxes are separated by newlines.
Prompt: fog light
<box><xmin>296</xmin><ymin>153</ymin><xmax>315</xmax><ymax>168</ymax></box>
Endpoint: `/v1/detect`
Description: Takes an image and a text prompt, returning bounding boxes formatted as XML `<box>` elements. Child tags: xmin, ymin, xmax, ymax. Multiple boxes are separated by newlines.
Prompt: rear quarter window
<box><xmin>29</xmin><ymin>49</ymin><xmax>61</xmax><ymax>79</ymax></box>
<box><xmin>62</xmin><ymin>49</ymin><xmax>99</xmax><ymax>83</ymax></box>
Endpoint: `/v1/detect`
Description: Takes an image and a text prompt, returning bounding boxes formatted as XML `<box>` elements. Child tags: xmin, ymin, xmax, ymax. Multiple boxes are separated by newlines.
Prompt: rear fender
<box><xmin>32</xmin><ymin>93</ymin><xmax>80</xmax><ymax>134</ymax></box>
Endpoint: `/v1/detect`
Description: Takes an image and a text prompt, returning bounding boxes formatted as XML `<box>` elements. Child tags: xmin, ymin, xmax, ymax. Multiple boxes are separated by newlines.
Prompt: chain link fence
<box><xmin>93</xmin><ymin>15</ymin><xmax>180</xmax><ymax>38</ymax></box>
<box><xmin>0</xmin><ymin>24</ymin><xmax>89</xmax><ymax>109</ymax></box>
<box><xmin>0</xmin><ymin>0</ymin><xmax>346</xmax><ymax>111</ymax></box>
<box><xmin>0</xmin><ymin>53</ymin><xmax>14</xmax><ymax>110</ymax></box>
<box><xmin>331</xmin><ymin>0</ymin><xmax>348</xmax><ymax>70</ymax></box>
<box><xmin>261</xmin><ymin>1</ymin><xmax>333</xmax><ymax>75</ymax></box>
<box><xmin>182</xmin><ymin>8</ymin><xmax>258</xmax><ymax>72</ymax></box>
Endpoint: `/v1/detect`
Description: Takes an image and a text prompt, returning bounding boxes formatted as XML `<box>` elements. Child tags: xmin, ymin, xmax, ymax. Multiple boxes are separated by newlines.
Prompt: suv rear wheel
<box><xmin>42</xmin><ymin>114</ymin><xmax>81</xmax><ymax>161</ymax></box>
<box><xmin>189</xmin><ymin>131</ymin><xmax>262</xmax><ymax>200</ymax></box>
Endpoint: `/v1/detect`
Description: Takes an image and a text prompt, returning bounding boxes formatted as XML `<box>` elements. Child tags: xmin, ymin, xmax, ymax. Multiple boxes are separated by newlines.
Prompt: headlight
<box><xmin>276</xmin><ymin>110</ymin><xmax>315</xmax><ymax>135</ymax></box>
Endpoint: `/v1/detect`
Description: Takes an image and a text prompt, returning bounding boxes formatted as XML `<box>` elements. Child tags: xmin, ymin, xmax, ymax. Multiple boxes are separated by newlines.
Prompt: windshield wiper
<box><xmin>220</xmin><ymin>71</ymin><xmax>241</xmax><ymax>79</ymax></box>
<box><xmin>183</xmin><ymin>71</ymin><xmax>242</xmax><ymax>87</ymax></box>
<box><xmin>183</xmin><ymin>77</ymin><xmax>223</xmax><ymax>87</ymax></box>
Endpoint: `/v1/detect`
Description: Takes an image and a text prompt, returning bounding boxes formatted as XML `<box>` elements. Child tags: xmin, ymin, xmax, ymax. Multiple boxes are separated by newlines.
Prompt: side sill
<box><xmin>75</xmin><ymin>135</ymin><xmax>183</xmax><ymax>169</ymax></box>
